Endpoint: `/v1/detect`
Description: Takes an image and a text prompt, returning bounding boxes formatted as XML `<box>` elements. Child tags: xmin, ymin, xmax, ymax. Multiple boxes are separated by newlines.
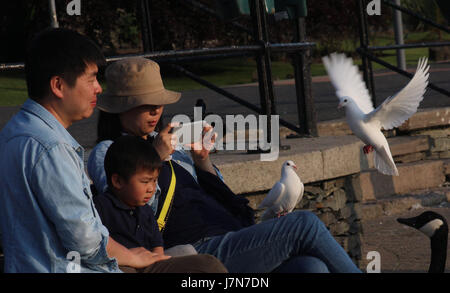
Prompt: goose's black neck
<box><xmin>428</xmin><ymin>225</ymin><xmax>448</xmax><ymax>273</ymax></box>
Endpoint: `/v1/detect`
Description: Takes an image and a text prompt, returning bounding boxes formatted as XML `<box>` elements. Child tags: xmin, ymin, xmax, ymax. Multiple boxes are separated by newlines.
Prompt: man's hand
<box><xmin>107</xmin><ymin>237</ymin><xmax>171</xmax><ymax>269</ymax></box>
<box><xmin>128</xmin><ymin>247</ymin><xmax>171</xmax><ymax>269</ymax></box>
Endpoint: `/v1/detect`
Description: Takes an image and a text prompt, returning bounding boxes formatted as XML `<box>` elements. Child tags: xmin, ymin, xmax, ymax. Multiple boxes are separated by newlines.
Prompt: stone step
<box><xmin>350</xmin><ymin>159</ymin><xmax>447</xmax><ymax>203</ymax></box>
<box><xmin>215</xmin><ymin>134</ymin><xmax>433</xmax><ymax>195</ymax></box>
<box><xmin>314</xmin><ymin>107</ymin><xmax>450</xmax><ymax>137</ymax></box>
<box><xmin>359</xmin><ymin>187</ymin><xmax>450</xmax><ymax>221</ymax></box>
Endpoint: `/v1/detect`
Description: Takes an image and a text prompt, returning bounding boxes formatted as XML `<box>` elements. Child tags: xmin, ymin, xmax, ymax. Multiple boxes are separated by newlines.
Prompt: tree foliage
<box><xmin>1</xmin><ymin>0</ymin><xmax>395</xmax><ymax>63</ymax></box>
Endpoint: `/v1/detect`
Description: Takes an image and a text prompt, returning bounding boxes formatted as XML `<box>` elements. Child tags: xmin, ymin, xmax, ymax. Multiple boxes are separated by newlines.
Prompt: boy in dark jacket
<box><xmin>93</xmin><ymin>135</ymin><xmax>227</xmax><ymax>273</ymax></box>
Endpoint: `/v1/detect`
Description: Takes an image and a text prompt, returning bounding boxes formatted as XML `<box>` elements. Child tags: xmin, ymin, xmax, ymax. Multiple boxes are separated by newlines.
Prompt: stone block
<box><xmin>388</xmin><ymin>135</ymin><xmax>430</xmax><ymax>157</ymax></box>
<box><xmin>318</xmin><ymin>211</ymin><xmax>337</xmax><ymax>227</ymax></box>
<box><xmin>322</xmin><ymin>142</ymin><xmax>362</xmax><ymax>180</ymax></box>
<box><xmin>431</xmin><ymin>137</ymin><xmax>450</xmax><ymax>152</ymax></box>
<box><xmin>339</xmin><ymin>203</ymin><xmax>362</xmax><ymax>220</ymax></box>
<box><xmin>360</xmin><ymin>203</ymin><xmax>384</xmax><ymax>221</ymax></box>
<box><xmin>317</xmin><ymin>119</ymin><xmax>352</xmax><ymax>136</ymax></box>
<box><xmin>440</xmin><ymin>151</ymin><xmax>450</xmax><ymax>159</ymax></box>
<box><xmin>329</xmin><ymin>221</ymin><xmax>350</xmax><ymax>236</ymax></box>
<box><xmin>394</xmin><ymin>152</ymin><xmax>426</xmax><ymax>163</ymax></box>
<box><xmin>351</xmin><ymin>160</ymin><xmax>445</xmax><ymax>202</ymax></box>
<box><xmin>444</xmin><ymin>159</ymin><xmax>450</xmax><ymax>175</ymax></box>
<box><xmin>216</xmin><ymin>135</ymin><xmax>363</xmax><ymax>194</ymax></box>
<box><xmin>322</xmin><ymin>189</ymin><xmax>347</xmax><ymax>211</ymax></box>
<box><xmin>398</xmin><ymin>107</ymin><xmax>450</xmax><ymax>131</ymax></box>
<box><xmin>413</xmin><ymin>128</ymin><xmax>450</xmax><ymax>138</ymax></box>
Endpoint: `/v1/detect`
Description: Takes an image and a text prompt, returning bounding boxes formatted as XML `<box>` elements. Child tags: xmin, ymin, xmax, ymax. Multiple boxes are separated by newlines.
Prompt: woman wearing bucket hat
<box><xmin>88</xmin><ymin>57</ymin><xmax>361</xmax><ymax>273</ymax></box>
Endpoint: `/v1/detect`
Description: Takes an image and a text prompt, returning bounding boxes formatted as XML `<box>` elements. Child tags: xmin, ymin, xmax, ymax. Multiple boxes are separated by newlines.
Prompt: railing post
<box><xmin>293</xmin><ymin>16</ymin><xmax>317</xmax><ymax>136</ymax></box>
<box><xmin>250</xmin><ymin>0</ymin><xmax>278</xmax><ymax>149</ymax></box>
<box><xmin>393</xmin><ymin>0</ymin><xmax>406</xmax><ymax>70</ymax></box>
<box><xmin>139</xmin><ymin>0</ymin><xmax>154</xmax><ymax>53</ymax></box>
<box><xmin>357</xmin><ymin>0</ymin><xmax>376</xmax><ymax>106</ymax></box>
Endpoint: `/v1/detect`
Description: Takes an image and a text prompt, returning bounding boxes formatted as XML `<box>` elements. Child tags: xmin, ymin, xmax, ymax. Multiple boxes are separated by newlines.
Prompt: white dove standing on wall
<box><xmin>322</xmin><ymin>53</ymin><xmax>429</xmax><ymax>176</ymax></box>
<box><xmin>258</xmin><ymin>160</ymin><xmax>304</xmax><ymax>221</ymax></box>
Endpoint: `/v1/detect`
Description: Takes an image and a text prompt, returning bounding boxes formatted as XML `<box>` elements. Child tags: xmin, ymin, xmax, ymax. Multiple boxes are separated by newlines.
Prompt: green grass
<box><xmin>0</xmin><ymin>71</ymin><xmax>28</xmax><ymax>106</ymax></box>
<box><xmin>1</xmin><ymin>30</ymin><xmax>448</xmax><ymax>106</ymax></box>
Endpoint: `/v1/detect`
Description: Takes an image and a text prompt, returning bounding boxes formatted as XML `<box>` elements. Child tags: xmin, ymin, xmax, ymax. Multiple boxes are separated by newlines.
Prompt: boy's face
<box><xmin>114</xmin><ymin>168</ymin><xmax>159</xmax><ymax>207</ymax></box>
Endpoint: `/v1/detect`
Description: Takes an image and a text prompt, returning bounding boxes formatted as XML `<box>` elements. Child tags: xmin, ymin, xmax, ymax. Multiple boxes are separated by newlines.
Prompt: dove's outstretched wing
<box><xmin>322</xmin><ymin>53</ymin><xmax>374</xmax><ymax>114</ymax></box>
<box><xmin>258</xmin><ymin>181</ymin><xmax>285</xmax><ymax>209</ymax></box>
<box><xmin>365</xmin><ymin>57</ymin><xmax>429</xmax><ymax>130</ymax></box>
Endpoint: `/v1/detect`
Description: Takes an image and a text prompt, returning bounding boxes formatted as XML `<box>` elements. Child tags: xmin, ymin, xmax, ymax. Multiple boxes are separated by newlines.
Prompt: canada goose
<box><xmin>397</xmin><ymin>211</ymin><xmax>448</xmax><ymax>273</ymax></box>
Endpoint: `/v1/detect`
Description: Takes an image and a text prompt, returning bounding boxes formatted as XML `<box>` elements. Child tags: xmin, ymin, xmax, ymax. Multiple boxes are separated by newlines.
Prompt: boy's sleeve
<box><xmin>145</xmin><ymin>206</ymin><xmax>164</xmax><ymax>249</ymax></box>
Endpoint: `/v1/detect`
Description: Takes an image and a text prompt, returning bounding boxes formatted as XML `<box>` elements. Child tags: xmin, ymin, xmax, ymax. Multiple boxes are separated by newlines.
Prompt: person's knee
<box><xmin>298</xmin><ymin>256</ymin><xmax>330</xmax><ymax>273</ymax></box>
<box><xmin>291</xmin><ymin>210</ymin><xmax>322</xmax><ymax>226</ymax></box>
<box><xmin>193</xmin><ymin>254</ymin><xmax>228</xmax><ymax>273</ymax></box>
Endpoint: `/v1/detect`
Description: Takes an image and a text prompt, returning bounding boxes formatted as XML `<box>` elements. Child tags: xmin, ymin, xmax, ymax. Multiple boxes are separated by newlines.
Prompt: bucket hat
<box><xmin>97</xmin><ymin>57</ymin><xmax>181</xmax><ymax>113</ymax></box>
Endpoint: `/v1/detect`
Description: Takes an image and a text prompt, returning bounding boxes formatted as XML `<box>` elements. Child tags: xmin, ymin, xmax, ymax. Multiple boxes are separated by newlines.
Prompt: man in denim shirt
<box><xmin>0</xmin><ymin>28</ymin><xmax>169</xmax><ymax>272</ymax></box>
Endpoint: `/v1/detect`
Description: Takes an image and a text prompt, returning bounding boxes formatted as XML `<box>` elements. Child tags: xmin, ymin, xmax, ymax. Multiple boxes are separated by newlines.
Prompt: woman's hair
<box><xmin>104</xmin><ymin>136</ymin><xmax>163</xmax><ymax>187</ymax></box>
<box><xmin>97</xmin><ymin>110</ymin><xmax>123</xmax><ymax>142</ymax></box>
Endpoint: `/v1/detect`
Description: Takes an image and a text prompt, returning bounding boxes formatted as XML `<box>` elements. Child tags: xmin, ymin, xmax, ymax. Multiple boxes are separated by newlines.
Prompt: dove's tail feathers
<box><xmin>374</xmin><ymin>146</ymin><xmax>399</xmax><ymax>176</ymax></box>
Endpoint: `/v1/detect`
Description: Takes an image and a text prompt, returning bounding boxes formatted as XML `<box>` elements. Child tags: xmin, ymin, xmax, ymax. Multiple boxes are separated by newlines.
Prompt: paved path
<box><xmin>360</xmin><ymin>203</ymin><xmax>450</xmax><ymax>273</ymax></box>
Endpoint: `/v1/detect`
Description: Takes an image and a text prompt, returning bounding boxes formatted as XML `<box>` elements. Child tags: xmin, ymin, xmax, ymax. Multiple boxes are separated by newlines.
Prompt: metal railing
<box><xmin>357</xmin><ymin>0</ymin><xmax>450</xmax><ymax>106</ymax></box>
<box><xmin>0</xmin><ymin>0</ymin><xmax>318</xmax><ymax>140</ymax></box>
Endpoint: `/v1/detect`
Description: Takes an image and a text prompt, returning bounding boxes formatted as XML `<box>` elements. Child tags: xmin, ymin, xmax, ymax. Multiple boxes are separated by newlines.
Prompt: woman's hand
<box><xmin>186</xmin><ymin>123</ymin><xmax>218</xmax><ymax>175</ymax></box>
<box><xmin>153</xmin><ymin>123</ymin><xmax>177</xmax><ymax>160</ymax></box>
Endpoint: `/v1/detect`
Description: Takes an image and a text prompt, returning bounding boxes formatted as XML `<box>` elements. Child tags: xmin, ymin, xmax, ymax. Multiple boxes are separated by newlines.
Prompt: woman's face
<box><xmin>119</xmin><ymin>105</ymin><xmax>164</xmax><ymax>138</ymax></box>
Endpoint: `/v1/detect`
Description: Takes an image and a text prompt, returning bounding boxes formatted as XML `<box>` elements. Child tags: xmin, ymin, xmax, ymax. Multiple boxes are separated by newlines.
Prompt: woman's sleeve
<box><xmin>87</xmin><ymin>140</ymin><xmax>113</xmax><ymax>194</ymax></box>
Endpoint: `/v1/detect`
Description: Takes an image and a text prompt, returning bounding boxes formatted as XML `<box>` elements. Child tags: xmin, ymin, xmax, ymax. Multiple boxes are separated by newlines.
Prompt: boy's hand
<box><xmin>153</xmin><ymin>123</ymin><xmax>178</xmax><ymax>160</ymax></box>
<box><xmin>128</xmin><ymin>247</ymin><xmax>171</xmax><ymax>268</ymax></box>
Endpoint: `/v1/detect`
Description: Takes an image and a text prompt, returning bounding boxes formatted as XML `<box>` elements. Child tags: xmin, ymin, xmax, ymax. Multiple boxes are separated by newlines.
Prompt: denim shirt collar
<box><xmin>21</xmin><ymin>99</ymin><xmax>82</xmax><ymax>152</ymax></box>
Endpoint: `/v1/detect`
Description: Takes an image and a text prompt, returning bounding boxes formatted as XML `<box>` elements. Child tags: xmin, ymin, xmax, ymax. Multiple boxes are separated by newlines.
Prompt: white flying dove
<box><xmin>258</xmin><ymin>160</ymin><xmax>304</xmax><ymax>221</ymax></box>
<box><xmin>322</xmin><ymin>53</ymin><xmax>429</xmax><ymax>176</ymax></box>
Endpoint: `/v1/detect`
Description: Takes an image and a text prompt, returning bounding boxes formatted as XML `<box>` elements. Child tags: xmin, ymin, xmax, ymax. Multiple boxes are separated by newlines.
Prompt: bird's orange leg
<box><xmin>363</xmin><ymin>145</ymin><xmax>374</xmax><ymax>154</ymax></box>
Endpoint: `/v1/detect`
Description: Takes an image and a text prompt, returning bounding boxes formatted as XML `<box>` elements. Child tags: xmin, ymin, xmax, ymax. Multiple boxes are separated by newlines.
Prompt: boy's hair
<box><xmin>104</xmin><ymin>136</ymin><xmax>163</xmax><ymax>188</ymax></box>
<box><xmin>25</xmin><ymin>28</ymin><xmax>105</xmax><ymax>101</ymax></box>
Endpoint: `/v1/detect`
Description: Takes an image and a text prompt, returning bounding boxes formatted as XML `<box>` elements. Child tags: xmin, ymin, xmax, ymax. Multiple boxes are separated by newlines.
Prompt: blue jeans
<box><xmin>194</xmin><ymin>211</ymin><xmax>362</xmax><ymax>273</ymax></box>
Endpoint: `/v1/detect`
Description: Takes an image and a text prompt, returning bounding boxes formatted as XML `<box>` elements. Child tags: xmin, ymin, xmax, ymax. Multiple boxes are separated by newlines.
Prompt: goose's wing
<box><xmin>322</xmin><ymin>53</ymin><xmax>374</xmax><ymax>114</ymax></box>
<box><xmin>365</xmin><ymin>57</ymin><xmax>429</xmax><ymax>129</ymax></box>
<box><xmin>258</xmin><ymin>181</ymin><xmax>286</xmax><ymax>209</ymax></box>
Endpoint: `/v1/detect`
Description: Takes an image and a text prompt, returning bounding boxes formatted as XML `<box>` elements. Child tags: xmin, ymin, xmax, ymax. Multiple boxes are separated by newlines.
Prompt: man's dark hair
<box><xmin>104</xmin><ymin>136</ymin><xmax>163</xmax><ymax>188</ymax></box>
<box><xmin>25</xmin><ymin>28</ymin><xmax>105</xmax><ymax>101</ymax></box>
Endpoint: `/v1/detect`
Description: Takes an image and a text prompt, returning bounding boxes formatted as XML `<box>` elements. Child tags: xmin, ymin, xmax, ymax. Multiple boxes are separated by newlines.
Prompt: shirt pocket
<box><xmin>82</xmin><ymin>186</ymin><xmax>97</xmax><ymax>218</ymax></box>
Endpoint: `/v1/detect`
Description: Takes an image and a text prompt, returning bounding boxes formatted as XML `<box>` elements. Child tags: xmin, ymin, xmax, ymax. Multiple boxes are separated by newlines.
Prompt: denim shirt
<box><xmin>0</xmin><ymin>99</ymin><xmax>120</xmax><ymax>273</ymax></box>
<box><xmin>87</xmin><ymin>132</ymin><xmax>224</xmax><ymax>214</ymax></box>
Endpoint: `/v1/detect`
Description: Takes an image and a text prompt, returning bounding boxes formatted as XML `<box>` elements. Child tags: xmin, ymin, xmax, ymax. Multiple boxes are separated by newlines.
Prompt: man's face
<box><xmin>61</xmin><ymin>63</ymin><xmax>102</xmax><ymax>125</ymax></box>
